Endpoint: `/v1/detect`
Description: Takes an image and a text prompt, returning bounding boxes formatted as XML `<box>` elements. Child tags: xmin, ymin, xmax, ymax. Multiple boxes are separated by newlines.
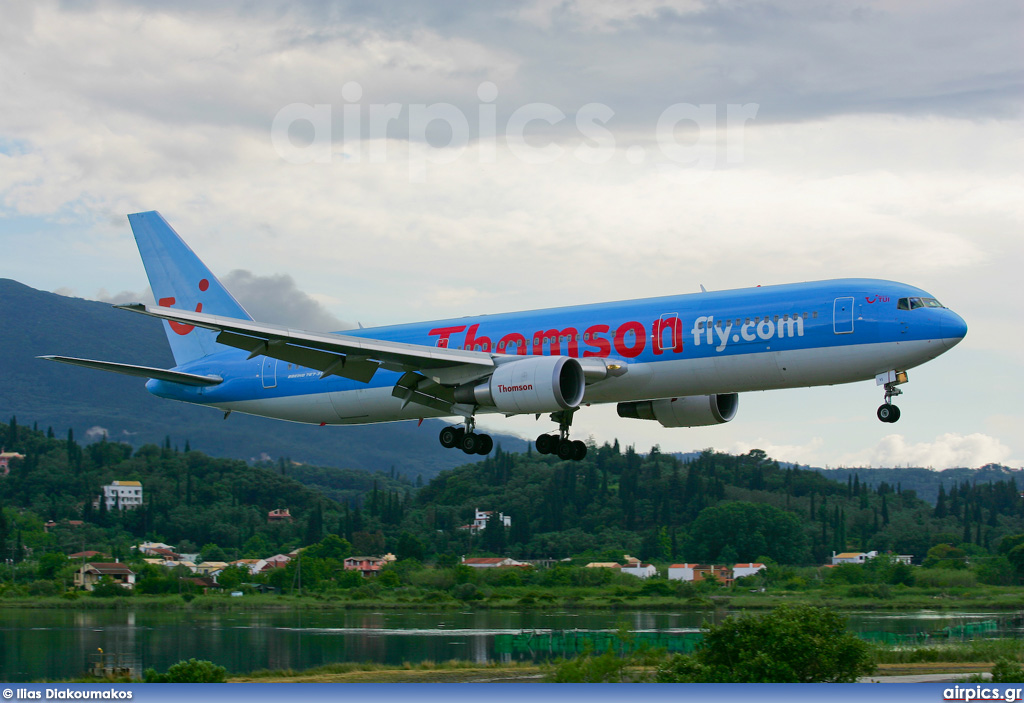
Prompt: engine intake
<box><xmin>617</xmin><ymin>394</ymin><xmax>739</xmax><ymax>428</ymax></box>
<box><xmin>455</xmin><ymin>356</ymin><xmax>585</xmax><ymax>414</ymax></box>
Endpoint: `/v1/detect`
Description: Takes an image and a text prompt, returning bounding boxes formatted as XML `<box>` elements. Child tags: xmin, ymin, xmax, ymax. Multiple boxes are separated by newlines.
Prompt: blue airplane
<box><xmin>42</xmin><ymin>211</ymin><xmax>968</xmax><ymax>461</ymax></box>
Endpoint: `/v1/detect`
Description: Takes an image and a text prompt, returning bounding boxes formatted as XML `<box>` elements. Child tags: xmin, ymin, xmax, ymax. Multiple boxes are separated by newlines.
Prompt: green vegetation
<box><xmin>654</xmin><ymin>605</ymin><xmax>874</xmax><ymax>682</ymax></box>
<box><xmin>544</xmin><ymin>606</ymin><xmax>874</xmax><ymax>682</ymax></box>
<box><xmin>4</xmin><ymin>416</ymin><xmax>1024</xmax><ymax>610</ymax></box>
<box><xmin>143</xmin><ymin>658</ymin><xmax>228</xmax><ymax>683</ymax></box>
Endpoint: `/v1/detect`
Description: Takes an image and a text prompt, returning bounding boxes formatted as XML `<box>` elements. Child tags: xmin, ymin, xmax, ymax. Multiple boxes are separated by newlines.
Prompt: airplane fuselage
<box><xmin>148</xmin><ymin>277</ymin><xmax>966</xmax><ymax>425</ymax></box>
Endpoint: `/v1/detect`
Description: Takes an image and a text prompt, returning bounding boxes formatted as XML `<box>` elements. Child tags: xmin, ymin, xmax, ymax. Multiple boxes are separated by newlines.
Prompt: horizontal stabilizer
<box><xmin>39</xmin><ymin>356</ymin><xmax>223</xmax><ymax>387</ymax></box>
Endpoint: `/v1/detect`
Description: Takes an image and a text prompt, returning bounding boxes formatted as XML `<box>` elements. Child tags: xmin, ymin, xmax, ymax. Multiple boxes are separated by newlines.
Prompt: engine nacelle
<box><xmin>455</xmin><ymin>356</ymin><xmax>585</xmax><ymax>414</ymax></box>
<box><xmin>617</xmin><ymin>394</ymin><xmax>739</xmax><ymax>428</ymax></box>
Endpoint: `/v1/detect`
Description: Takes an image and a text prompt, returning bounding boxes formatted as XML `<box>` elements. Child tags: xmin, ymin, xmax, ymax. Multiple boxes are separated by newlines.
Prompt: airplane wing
<box><xmin>115</xmin><ymin>304</ymin><xmax>496</xmax><ymax>387</ymax></box>
<box><xmin>38</xmin><ymin>355</ymin><xmax>223</xmax><ymax>387</ymax></box>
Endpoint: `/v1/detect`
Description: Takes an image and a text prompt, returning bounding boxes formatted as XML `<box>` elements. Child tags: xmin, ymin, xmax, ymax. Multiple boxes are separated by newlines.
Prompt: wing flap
<box><xmin>39</xmin><ymin>356</ymin><xmax>223</xmax><ymax>387</ymax></box>
<box><xmin>392</xmin><ymin>371</ymin><xmax>458</xmax><ymax>413</ymax></box>
<box><xmin>216</xmin><ymin>331</ymin><xmax>380</xmax><ymax>383</ymax></box>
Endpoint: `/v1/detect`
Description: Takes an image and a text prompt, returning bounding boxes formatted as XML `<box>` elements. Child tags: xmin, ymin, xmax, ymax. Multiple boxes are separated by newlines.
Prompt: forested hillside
<box><xmin>4</xmin><ymin>416</ymin><xmax>1024</xmax><ymax>569</ymax></box>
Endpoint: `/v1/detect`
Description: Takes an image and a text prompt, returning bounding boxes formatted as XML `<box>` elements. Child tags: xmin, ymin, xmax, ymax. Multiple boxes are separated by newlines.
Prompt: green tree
<box><xmin>303</xmin><ymin>534</ymin><xmax>352</xmax><ymax>562</ymax></box>
<box><xmin>199</xmin><ymin>543</ymin><xmax>228</xmax><ymax>563</ymax></box>
<box><xmin>215</xmin><ymin>565</ymin><xmax>251</xmax><ymax>590</ymax></box>
<box><xmin>144</xmin><ymin>658</ymin><xmax>228</xmax><ymax>683</ymax></box>
<box><xmin>686</xmin><ymin>502</ymin><xmax>808</xmax><ymax>564</ymax></box>
<box><xmin>656</xmin><ymin>605</ymin><xmax>874</xmax><ymax>683</ymax></box>
<box><xmin>922</xmin><ymin>543</ymin><xmax>967</xmax><ymax>569</ymax></box>
<box><xmin>395</xmin><ymin>532</ymin><xmax>425</xmax><ymax>562</ymax></box>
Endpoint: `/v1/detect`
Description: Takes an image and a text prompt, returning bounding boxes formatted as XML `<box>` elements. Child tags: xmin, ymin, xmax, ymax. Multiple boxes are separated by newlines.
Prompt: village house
<box><xmin>74</xmin><ymin>563</ymin><xmax>136</xmax><ymax>591</ymax></box>
<box><xmin>230</xmin><ymin>559</ymin><xmax>267</xmax><ymax>575</ymax></box>
<box><xmin>195</xmin><ymin>561</ymin><xmax>229</xmax><ymax>576</ymax></box>
<box><xmin>96</xmin><ymin>480</ymin><xmax>143</xmax><ymax>511</ymax></box>
<box><xmin>733</xmin><ymin>563</ymin><xmax>767</xmax><ymax>579</ymax></box>
<box><xmin>260</xmin><ymin>554</ymin><xmax>291</xmax><ymax>571</ymax></box>
<box><xmin>45</xmin><ymin>520</ymin><xmax>84</xmax><ymax>532</ymax></box>
<box><xmin>0</xmin><ymin>449</ymin><xmax>24</xmax><ymax>477</ymax></box>
<box><xmin>584</xmin><ymin>562</ymin><xmax>623</xmax><ymax>570</ymax></box>
<box><xmin>459</xmin><ymin>508</ymin><xmax>512</xmax><ymax>533</ymax></box>
<box><xmin>667</xmin><ymin>563</ymin><xmax>700</xmax><ymax>581</ymax></box>
<box><xmin>343</xmin><ymin>556</ymin><xmax>387</xmax><ymax>577</ymax></box>
<box><xmin>831</xmin><ymin>551</ymin><xmax>879</xmax><ymax>565</ymax></box>
<box><xmin>267</xmin><ymin>508</ymin><xmax>293</xmax><ymax>523</ymax></box>
<box><xmin>461</xmin><ymin>557</ymin><xmax>526</xmax><ymax>568</ymax></box>
<box><xmin>620</xmin><ymin>559</ymin><xmax>658</xmax><ymax>579</ymax></box>
<box><xmin>68</xmin><ymin>550</ymin><xmax>108</xmax><ymax>561</ymax></box>
<box><xmin>135</xmin><ymin>541</ymin><xmax>175</xmax><ymax>556</ymax></box>
<box><xmin>667</xmin><ymin>564</ymin><xmax>734</xmax><ymax>585</ymax></box>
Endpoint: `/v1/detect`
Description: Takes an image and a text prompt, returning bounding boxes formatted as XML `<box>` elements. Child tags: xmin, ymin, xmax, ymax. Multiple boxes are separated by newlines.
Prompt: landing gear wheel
<box><xmin>557</xmin><ymin>438</ymin><xmax>576</xmax><ymax>461</ymax></box>
<box><xmin>475</xmin><ymin>434</ymin><xmax>494</xmax><ymax>455</ymax></box>
<box><xmin>572</xmin><ymin>440</ymin><xmax>588</xmax><ymax>461</ymax></box>
<box><xmin>536</xmin><ymin>434</ymin><xmax>556</xmax><ymax>455</ymax></box>
<box><xmin>439</xmin><ymin>426</ymin><xmax>461</xmax><ymax>448</ymax></box>
<box><xmin>461</xmin><ymin>433</ymin><xmax>481</xmax><ymax>454</ymax></box>
<box><xmin>877</xmin><ymin>404</ymin><xmax>901</xmax><ymax>423</ymax></box>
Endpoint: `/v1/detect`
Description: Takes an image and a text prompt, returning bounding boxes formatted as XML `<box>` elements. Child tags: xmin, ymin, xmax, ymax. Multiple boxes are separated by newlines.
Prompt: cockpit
<box><xmin>897</xmin><ymin>297</ymin><xmax>945</xmax><ymax>310</ymax></box>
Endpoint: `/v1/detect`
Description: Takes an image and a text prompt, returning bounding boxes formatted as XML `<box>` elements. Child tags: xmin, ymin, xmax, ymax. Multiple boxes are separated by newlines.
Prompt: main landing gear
<box><xmin>877</xmin><ymin>378</ymin><xmax>904</xmax><ymax>424</ymax></box>
<box><xmin>535</xmin><ymin>409</ymin><xmax>588</xmax><ymax>462</ymax></box>
<box><xmin>439</xmin><ymin>421</ymin><xmax>494</xmax><ymax>456</ymax></box>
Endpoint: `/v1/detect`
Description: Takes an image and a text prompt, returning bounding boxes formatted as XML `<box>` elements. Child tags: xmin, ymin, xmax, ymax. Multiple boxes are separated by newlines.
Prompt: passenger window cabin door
<box><xmin>833</xmin><ymin>297</ymin><xmax>854</xmax><ymax>334</ymax></box>
<box><xmin>261</xmin><ymin>356</ymin><xmax>278</xmax><ymax>388</ymax></box>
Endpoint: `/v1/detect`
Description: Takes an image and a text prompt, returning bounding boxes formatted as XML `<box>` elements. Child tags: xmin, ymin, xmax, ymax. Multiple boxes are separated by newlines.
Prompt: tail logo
<box><xmin>158</xmin><ymin>278</ymin><xmax>209</xmax><ymax>335</ymax></box>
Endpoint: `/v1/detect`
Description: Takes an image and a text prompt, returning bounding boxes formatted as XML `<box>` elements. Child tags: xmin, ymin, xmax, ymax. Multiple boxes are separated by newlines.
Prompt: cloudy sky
<box><xmin>2</xmin><ymin>1</ymin><xmax>1021</xmax><ymax>469</ymax></box>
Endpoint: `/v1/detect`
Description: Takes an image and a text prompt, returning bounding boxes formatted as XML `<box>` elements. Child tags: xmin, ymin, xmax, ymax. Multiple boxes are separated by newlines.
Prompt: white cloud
<box><xmin>839</xmin><ymin>433</ymin><xmax>1013</xmax><ymax>470</ymax></box>
<box><xmin>85</xmin><ymin>426</ymin><xmax>109</xmax><ymax>441</ymax></box>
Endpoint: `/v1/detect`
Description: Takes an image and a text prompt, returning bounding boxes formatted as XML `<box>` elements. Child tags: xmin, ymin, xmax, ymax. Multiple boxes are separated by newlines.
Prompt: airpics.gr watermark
<box><xmin>270</xmin><ymin>81</ymin><xmax>759</xmax><ymax>181</ymax></box>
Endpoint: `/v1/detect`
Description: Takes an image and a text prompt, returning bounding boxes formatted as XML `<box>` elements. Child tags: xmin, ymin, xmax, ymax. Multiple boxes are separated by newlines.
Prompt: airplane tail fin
<box><xmin>128</xmin><ymin>211</ymin><xmax>253</xmax><ymax>366</ymax></box>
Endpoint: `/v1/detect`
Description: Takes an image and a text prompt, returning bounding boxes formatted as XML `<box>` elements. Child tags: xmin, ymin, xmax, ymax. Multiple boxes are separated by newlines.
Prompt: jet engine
<box><xmin>454</xmin><ymin>355</ymin><xmax>585</xmax><ymax>414</ymax></box>
<box><xmin>616</xmin><ymin>394</ymin><xmax>739</xmax><ymax>428</ymax></box>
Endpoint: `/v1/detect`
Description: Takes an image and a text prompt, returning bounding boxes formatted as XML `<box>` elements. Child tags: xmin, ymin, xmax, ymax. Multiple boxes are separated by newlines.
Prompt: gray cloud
<box><xmin>222</xmin><ymin>269</ymin><xmax>351</xmax><ymax>331</ymax></box>
<box><xmin>72</xmin><ymin>0</ymin><xmax>1024</xmax><ymax>127</ymax></box>
<box><xmin>71</xmin><ymin>273</ymin><xmax>349</xmax><ymax>332</ymax></box>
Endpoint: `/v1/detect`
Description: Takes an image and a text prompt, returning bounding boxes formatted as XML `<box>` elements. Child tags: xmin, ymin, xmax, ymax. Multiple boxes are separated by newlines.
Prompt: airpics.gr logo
<box><xmin>158</xmin><ymin>278</ymin><xmax>209</xmax><ymax>335</ymax></box>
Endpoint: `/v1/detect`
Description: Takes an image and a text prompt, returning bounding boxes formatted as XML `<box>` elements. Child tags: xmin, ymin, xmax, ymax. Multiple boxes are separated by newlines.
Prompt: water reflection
<box><xmin>0</xmin><ymin>608</ymin><xmax>1016</xmax><ymax>681</ymax></box>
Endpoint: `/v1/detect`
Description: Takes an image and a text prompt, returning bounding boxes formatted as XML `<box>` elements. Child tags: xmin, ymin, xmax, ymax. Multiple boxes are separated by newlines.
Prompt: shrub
<box><xmin>144</xmin><ymin>658</ymin><xmax>228</xmax><ymax>683</ymax></box>
<box><xmin>656</xmin><ymin>605</ymin><xmax>874</xmax><ymax>683</ymax></box>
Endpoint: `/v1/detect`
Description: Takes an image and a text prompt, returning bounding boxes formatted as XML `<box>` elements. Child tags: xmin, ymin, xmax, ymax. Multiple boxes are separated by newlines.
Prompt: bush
<box><xmin>846</xmin><ymin>584</ymin><xmax>892</xmax><ymax>599</ymax></box>
<box><xmin>144</xmin><ymin>658</ymin><xmax>228</xmax><ymax>683</ymax></box>
<box><xmin>656</xmin><ymin>605</ymin><xmax>874</xmax><ymax>683</ymax></box>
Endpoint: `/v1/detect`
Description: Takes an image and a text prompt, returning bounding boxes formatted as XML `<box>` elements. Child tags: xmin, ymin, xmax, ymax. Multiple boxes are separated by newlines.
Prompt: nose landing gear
<box><xmin>876</xmin><ymin>371</ymin><xmax>907</xmax><ymax>424</ymax></box>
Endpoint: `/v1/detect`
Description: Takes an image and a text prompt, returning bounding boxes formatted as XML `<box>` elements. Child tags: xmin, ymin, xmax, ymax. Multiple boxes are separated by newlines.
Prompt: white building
<box><xmin>98</xmin><ymin>480</ymin><xmax>143</xmax><ymax>510</ymax></box>
<box><xmin>620</xmin><ymin>558</ymin><xmax>657</xmax><ymax>579</ymax></box>
<box><xmin>667</xmin><ymin>563</ymin><xmax>700</xmax><ymax>581</ymax></box>
<box><xmin>471</xmin><ymin>508</ymin><xmax>511</xmax><ymax>531</ymax></box>
<box><xmin>733</xmin><ymin>563</ymin><xmax>767</xmax><ymax>579</ymax></box>
<box><xmin>831</xmin><ymin>551</ymin><xmax>878</xmax><ymax>565</ymax></box>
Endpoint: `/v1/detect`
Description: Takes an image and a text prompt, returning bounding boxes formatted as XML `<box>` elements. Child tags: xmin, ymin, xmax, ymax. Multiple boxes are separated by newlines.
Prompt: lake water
<box><xmin>1</xmin><ymin>608</ymin><xmax>1019</xmax><ymax>681</ymax></box>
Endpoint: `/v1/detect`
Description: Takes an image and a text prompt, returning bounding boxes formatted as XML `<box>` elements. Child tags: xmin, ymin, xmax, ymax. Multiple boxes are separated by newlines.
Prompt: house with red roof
<box><xmin>461</xmin><ymin>557</ymin><xmax>526</xmax><ymax>568</ymax></box>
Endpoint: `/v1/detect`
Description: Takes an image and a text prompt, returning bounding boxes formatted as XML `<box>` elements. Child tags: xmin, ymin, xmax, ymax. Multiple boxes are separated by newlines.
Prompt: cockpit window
<box><xmin>897</xmin><ymin>296</ymin><xmax>945</xmax><ymax>310</ymax></box>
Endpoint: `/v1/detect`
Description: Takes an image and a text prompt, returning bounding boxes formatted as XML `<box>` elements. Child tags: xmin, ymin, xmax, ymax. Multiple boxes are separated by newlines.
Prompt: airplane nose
<box><xmin>942</xmin><ymin>311</ymin><xmax>968</xmax><ymax>349</ymax></box>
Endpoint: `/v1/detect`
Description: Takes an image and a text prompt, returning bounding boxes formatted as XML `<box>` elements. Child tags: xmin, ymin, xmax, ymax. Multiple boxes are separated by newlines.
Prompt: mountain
<box><xmin>811</xmin><ymin>465</ymin><xmax>1024</xmax><ymax>505</ymax></box>
<box><xmin>0</xmin><ymin>279</ymin><xmax>527</xmax><ymax>479</ymax></box>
